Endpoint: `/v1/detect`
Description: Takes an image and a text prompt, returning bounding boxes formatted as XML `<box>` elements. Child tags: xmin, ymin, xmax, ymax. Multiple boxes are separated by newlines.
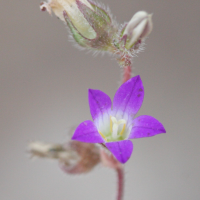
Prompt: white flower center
<box><xmin>110</xmin><ymin>117</ymin><xmax>126</xmax><ymax>139</ymax></box>
<box><xmin>98</xmin><ymin>116</ymin><xmax>127</xmax><ymax>142</ymax></box>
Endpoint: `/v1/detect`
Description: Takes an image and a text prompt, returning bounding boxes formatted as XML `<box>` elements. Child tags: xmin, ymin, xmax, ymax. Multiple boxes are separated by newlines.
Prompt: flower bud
<box><xmin>60</xmin><ymin>141</ymin><xmax>100</xmax><ymax>174</ymax></box>
<box><xmin>28</xmin><ymin>141</ymin><xmax>100</xmax><ymax>174</ymax></box>
<box><xmin>122</xmin><ymin>11</ymin><xmax>153</xmax><ymax>49</ymax></box>
<box><xmin>40</xmin><ymin>0</ymin><xmax>96</xmax><ymax>39</ymax></box>
<box><xmin>40</xmin><ymin>0</ymin><xmax>114</xmax><ymax>49</ymax></box>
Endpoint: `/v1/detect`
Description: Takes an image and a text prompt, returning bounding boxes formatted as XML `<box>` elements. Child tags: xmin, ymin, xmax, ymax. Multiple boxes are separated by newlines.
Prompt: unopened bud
<box><xmin>122</xmin><ymin>11</ymin><xmax>153</xmax><ymax>49</ymax></box>
<box><xmin>60</xmin><ymin>141</ymin><xmax>100</xmax><ymax>174</ymax></box>
<box><xmin>28</xmin><ymin>141</ymin><xmax>100</xmax><ymax>174</ymax></box>
<box><xmin>40</xmin><ymin>0</ymin><xmax>96</xmax><ymax>39</ymax></box>
<box><xmin>40</xmin><ymin>0</ymin><xmax>114</xmax><ymax>50</ymax></box>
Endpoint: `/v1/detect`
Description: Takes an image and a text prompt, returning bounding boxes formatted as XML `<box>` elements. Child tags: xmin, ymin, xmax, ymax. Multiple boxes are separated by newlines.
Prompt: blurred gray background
<box><xmin>0</xmin><ymin>0</ymin><xmax>200</xmax><ymax>199</ymax></box>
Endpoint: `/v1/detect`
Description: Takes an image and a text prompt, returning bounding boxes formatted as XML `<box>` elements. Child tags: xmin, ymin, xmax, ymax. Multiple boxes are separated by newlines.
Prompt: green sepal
<box><xmin>63</xmin><ymin>11</ymin><xmax>90</xmax><ymax>48</ymax></box>
<box><xmin>77</xmin><ymin>0</ymin><xmax>108</xmax><ymax>36</ymax></box>
<box><xmin>120</xmin><ymin>24</ymin><xmax>127</xmax><ymax>37</ymax></box>
<box><xmin>89</xmin><ymin>1</ymin><xmax>111</xmax><ymax>24</ymax></box>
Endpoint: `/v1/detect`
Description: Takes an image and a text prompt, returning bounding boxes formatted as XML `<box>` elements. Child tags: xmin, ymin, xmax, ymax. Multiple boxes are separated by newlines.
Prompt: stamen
<box><xmin>99</xmin><ymin>130</ymin><xmax>107</xmax><ymax>142</ymax></box>
<box><xmin>110</xmin><ymin>116</ymin><xmax>113</xmax><ymax>133</ymax></box>
<box><xmin>109</xmin><ymin>116</ymin><xmax>127</xmax><ymax>139</ymax></box>
<box><xmin>119</xmin><ymin>123</ymin><xmax>126</xmax><ymax>136</ymax></box>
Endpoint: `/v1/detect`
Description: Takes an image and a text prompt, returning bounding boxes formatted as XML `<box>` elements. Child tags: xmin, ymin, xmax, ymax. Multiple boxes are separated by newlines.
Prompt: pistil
<box><xmin>110</xmin><ymin>116</ymin><xmax>126</xmax><ymax>139</ymax></box>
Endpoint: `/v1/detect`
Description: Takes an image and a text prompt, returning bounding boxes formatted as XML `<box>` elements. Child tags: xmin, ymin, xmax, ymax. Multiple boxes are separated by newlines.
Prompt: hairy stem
<box><xmin>117</xmin><ymin>53</ymin><xmax>132</xmax><ymax>83</ymax></box>
<box><xmin>116</xmin><ymin>167</ymin><xmax>124</xmax><ymax>200</ymax></box>
<box><xmin>122</xmin><ymin>65</ymin><xmax>132</xmax><ymax>83</ymax></box>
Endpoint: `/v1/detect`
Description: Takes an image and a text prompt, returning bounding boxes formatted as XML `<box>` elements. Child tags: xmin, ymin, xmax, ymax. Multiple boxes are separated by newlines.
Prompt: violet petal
<box><xmin>112</xmin><ymin>75</ymin><xmax>144</xmax><ymax>120</ymax></box>
<box><xmin>89</xmin><ymin>89</ymin><xmax>112</xmax><ymax>121</ymax></box>
<box><xmin>72</xmin><ymin>120</ymin><xmax>104</xmax><ymax>143</ymax></box>
<box><xmin>105</xmin><ymin>140</ymin><xmax>133</xmax><ymax>164</ymax></box>
<box><xmin>129</xmin><ymin>115</ymin><xmax>166</xmax><ymax>139</ymax></box>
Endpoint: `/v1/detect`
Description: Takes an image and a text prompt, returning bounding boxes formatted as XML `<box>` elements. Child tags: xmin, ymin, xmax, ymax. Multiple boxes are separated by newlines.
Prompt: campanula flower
<box><xmin>72</xmin><ymin>76</ymin><xmax>166</xmax><ymax>163</ymax></box>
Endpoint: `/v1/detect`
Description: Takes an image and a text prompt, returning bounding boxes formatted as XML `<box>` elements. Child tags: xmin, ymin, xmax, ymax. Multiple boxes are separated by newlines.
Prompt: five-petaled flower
<box><xmin>72</xmin><ymin>76</ymin><xmax>166</xmax><ymax>163</ymax></box>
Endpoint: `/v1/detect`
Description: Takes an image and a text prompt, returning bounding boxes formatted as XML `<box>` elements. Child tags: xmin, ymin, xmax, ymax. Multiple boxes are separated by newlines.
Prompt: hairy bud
<box><xmin>40</xmin><ymin>0</ymin><xmax>96</xmax><ymax>39</ymax></box>
<box><xmin>122</xmin><ymin>11</ymin><xmax>153</xmax><ymax>50</ymax></box>
<box><xmin>40</xmin><ymin>1</ymin><xmax>153</xmax><ymax>67</ymax></box>
<box><xmin>40</xmin><ymin>0</ymin><xmax>115</xmax><ymax>50</ymax></box>
<box><xmin>60</xmin><ymin>141</ymin><xmax>100</xmax><ymax>174</ymax></box>
<box><xmin>28</xmin><ymin>141</ymin><xmax>100</xmax><ymax>174</ymax></box>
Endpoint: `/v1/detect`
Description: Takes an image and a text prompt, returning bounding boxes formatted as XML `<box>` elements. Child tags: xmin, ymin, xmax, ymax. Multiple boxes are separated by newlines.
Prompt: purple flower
<box><xmin>72</xmin><ymin>76</ymin><xmax>166</xmax><ymax>163</ymax></box>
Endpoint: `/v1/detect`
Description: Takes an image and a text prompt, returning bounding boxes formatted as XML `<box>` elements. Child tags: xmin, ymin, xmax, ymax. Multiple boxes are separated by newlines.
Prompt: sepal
<box><xmin>76</xmin><ymin>0</ymin><xmax>113</xmax><ymax>49</ymax></box>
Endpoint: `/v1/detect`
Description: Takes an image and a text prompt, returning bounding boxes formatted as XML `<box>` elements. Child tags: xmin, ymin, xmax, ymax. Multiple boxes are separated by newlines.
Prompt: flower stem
<box><xmin>116</xmin><ymin>167</ymin><xmax>124</xmax><ymax>200</ymax></box>
<box><xmin>122</xmin><ymin>65</ymin><xmax>132</xmax><ymax>83</ymax></box>
<box><xmin>117</xmin><ymin>53</ymin><xmax>132</xmax><ymax>83</ymax></box>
